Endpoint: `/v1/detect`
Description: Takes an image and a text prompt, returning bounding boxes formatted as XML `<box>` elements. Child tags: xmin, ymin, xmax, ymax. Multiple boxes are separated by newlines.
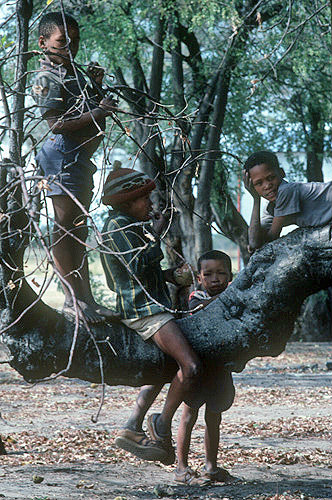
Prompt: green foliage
<box><xmin>3</xmin><ymin>0</ymin><xmax>331</xmax><ymax>261</ymax></box>
<box><xmin>0</xmin><ymin>34</ymin><xmax>14</xmax><ymax>49</ymax></box>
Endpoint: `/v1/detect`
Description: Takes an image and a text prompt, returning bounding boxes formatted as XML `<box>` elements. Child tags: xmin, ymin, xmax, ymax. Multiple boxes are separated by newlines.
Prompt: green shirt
<box><xmin>100</xmin><ymin>210</ymin><xmax>172</xmax><ymax>319</ymax></box>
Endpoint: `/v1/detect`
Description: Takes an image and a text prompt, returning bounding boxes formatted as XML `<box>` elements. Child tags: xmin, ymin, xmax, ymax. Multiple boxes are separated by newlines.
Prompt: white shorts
<box><xmin>122</xmin><ymin>312</ymin><xmax>174</xmax><ymax>341</ymax></box>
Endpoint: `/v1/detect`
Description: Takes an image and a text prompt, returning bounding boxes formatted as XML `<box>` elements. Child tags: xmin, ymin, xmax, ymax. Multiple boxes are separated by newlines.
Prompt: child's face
<box><xmin>123</xmin><ymin>194</ymin><xmax>153</xmax><ymax>221</ymax></box>
<box><xmin>197</xmin><ymin>259</ymin><xmax>232</xmax><ymax>297</ymax></box>
<box><xmin>249</xmin><ymin>163</ymin><xmax>283</xmax><ymax>202</ymax></box>
<box><xmin>39</xmin><ymin>25</ymin><xmax>80</xmax><ymax>68</ymax></box>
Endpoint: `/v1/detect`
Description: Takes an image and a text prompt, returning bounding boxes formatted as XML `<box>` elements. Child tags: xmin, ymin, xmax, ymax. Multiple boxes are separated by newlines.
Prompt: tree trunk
<box><xmin>2</xmin><ymin>225</ymin><xmax>332</xmax><ymax>386</ymax></box>
<box><xmin>306</xmin><ymin>104</ymin><xmax>324</xmax><ymax>182</ymax></box>
<box><xmin>1</xmin><ymin>0</ymin><xmax>32</xmax><ymax>325</ymax></box>
<box><xmin>212</xmin><ymin>200</ymin><xmax>250</xmax><ymax>265</ymax></box>
<box><xmin>295</xmin><ymin>103</ymin><xmax>327</xmax><ymax>341</ymax></box>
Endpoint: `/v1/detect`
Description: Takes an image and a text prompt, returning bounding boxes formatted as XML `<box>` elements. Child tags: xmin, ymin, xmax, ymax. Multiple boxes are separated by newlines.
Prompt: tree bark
<box><xmin>306</xmin><ymin>104</ymin><xmax>324</xmax><ymax>182</ymax></box>
<box><xmin>2</xmin><ymin>225</ymin><xmax>332</xmax><ymax>386</ymax></box>
<box><xmin>212</xmin><ymin>200</ymin><xmax>250</xmax><ymax>265</ymax></box>
<box><xmin>1</xmin><ymin>0</ymin><xmax>32</xmax><ymax>324</ymax></box>
<box><xmin>193</xmin><ymin>65</ymin><xmax>232</xmax><ymax>259</ymax></box>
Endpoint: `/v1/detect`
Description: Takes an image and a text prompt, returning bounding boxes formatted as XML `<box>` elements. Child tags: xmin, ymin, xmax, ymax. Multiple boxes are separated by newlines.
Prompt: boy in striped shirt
<box><xmin>100</xmin><ymin>165</ymin><xmax>200</xmax><ymax>464</ymax></box>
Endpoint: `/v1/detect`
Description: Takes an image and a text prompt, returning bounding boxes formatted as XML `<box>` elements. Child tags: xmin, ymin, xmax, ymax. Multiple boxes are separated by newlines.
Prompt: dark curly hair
<box><xmin>38</xmin><ymin>11</ymin><xmax>79</xmax><ymax>38</ymax></box>
<box><xmin>197</xmin><ymin>250</ymin><xmax>232</xmax><ymax>273</ymax></box>
<box><xmin>244</xmin><ymin>151</ymin><xmax>279</xmax><ymax>172</ymax></box>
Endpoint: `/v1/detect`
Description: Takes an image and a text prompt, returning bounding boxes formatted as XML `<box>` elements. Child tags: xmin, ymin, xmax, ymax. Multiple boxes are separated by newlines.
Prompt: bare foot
<box><xmin>93</xmin><ymin>303</ymin><xmax>121</xmax><ymax>322</ymax></box>
<box><xmin>63</xmin><ymin>300</ymin><xmax>120</xmax><ymax>324</ymax></box>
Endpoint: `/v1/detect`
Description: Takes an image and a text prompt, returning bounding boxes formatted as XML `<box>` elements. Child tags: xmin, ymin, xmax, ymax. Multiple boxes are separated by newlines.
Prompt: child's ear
<box><xmin>38</xmin><ymin>35</ymin><xmax>46</xmax><ymax>50</ymax></box>
<box><xmin>197</xmin><ymin>273</ymin><xmax>202</xmax><ymax>285</ymax></box>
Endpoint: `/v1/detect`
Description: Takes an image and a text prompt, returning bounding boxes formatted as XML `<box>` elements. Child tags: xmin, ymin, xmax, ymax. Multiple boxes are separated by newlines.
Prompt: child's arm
<box><xmin>248</xmin><ymin>202</ymin><xmax>287</xmax><ymax>250</ymax></box>
<box><xmin>244</xmin><ymin>169</ymin><xmax>287</xmax><ymax>251</ymax></box>
<box><xmin>45</xmin><ymin>95</ymin><xmax>116</xmax><ymax>134</ymax></box>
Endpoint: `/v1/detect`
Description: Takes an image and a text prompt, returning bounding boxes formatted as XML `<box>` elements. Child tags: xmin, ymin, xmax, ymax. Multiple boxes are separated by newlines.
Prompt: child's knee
<box><xmin>182</xmin><ymin>405</ymin><xmax>198</xmax><ymax>426</ymax></box>
<box><xmin>184</xmin><ymin>359</ymin><xmax>201</xmax><ymax>381</ymax></box>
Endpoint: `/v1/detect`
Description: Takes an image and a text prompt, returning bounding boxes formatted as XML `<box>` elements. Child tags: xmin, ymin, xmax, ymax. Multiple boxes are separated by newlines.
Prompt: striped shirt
<box><xmin>188</xmin><ymin>289</ymin><xmax>210</xmax><ymax>310</ymax></box>
<box><xmin>100</xmin><ymin>210</ymin><xmax>172</xmax><ymax>319</ymax></box>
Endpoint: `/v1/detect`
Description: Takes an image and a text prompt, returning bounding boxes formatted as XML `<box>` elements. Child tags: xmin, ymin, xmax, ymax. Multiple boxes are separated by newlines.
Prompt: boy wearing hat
<box><xmin>100</xmin><ymin>166</ymin><xmax>201</xmax><ymax>464</ymax></box>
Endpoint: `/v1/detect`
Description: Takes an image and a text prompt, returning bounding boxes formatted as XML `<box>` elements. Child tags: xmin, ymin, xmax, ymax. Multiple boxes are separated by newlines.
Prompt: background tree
<box><xmin>60</xmin><ymin>0</ymin><xmax>330</xmax><ymax>266</ymax></box>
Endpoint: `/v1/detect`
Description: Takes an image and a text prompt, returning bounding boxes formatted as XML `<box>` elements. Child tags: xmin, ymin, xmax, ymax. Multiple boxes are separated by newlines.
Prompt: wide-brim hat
<box><xmin>102</xmin><ymin>165</ymin><xmax>156</xmax><ymax>206</ymax></box>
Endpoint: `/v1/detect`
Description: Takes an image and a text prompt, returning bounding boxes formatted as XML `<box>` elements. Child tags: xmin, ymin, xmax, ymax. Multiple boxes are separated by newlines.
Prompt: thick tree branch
<box><xmin>2</xmin><ymin>225</ymin><xmax>332</xmax><ymax>385</ymax></box>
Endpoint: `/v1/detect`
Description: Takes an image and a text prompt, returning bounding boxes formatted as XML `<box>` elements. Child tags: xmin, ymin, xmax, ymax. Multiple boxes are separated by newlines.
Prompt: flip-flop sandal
<box><xmin>174</xmin><ymin>467</ymin><xmax>209</xmax><ymax>485</ymax></box>
<box><xmin>202</xmin><ymin>467</ymin><xmax>237</xmax><ymax>483</ymax></box>
<box><xmin>147</xmin><ymin>413</ymin><xmax>175</xmax><ymax>465</ymax></box>
<box><xmin>115</xmin><ymin>428</ymin><xmax>169</xmax><ymax>462</ymax></box>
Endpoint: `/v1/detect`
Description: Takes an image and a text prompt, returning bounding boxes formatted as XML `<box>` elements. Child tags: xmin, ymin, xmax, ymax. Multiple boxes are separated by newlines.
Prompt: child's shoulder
<box><xmin>189</xmin><ymin>289</ymin><xmax>210</xmax><ymax>301</ymax></box>
<box><xmin>276</xmin><ymin>179</ymin><xmax>300</xmax><ymax>200</ymax></box>
<box><xmin>34</xmin><ymin>58</ymin><xmax>64</xmax><ymax>82</ymax></box>
<box><xmin>106</xmin><ymin>209</ymin><xmax>127</xmax><ymax>222</ymax></box>
<box><xmin>104</xmin><ymin>210</ymin><xmax>135</xmax><ymax>230</ymax></box>
<box><xmin>32</xmin><ymin>59</ymin><xmax>67</xmax><ymax>106</ymax></box>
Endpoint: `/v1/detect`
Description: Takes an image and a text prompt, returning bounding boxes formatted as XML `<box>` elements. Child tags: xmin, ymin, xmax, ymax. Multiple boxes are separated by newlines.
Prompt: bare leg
<box><xmin>151</xmin><ymin>320</ymin><xmax>201</xmax><ymax>436</ymax></box>
<box><xmin>51</xmin><ymin>195</ymin><xmax>117</xmax><ymax>323</ymax></box>
<box><xmin>124</xmin><ymin>384</ymin><xmax>163</xmax><ymax>432</ymax></box>
<box><xmin>0</xmin><ymin>436</ymin><xmax>6</xmax><ymax>455</ymax></box>
<box><xmin>328</xmin><ymin>287</ymin><xmax>332</xmax><ymax>339</ymax></box>
<box><xmin>204</xmin><ymin>409</ymin><xmax>221</xmax><ymax>473</ymax></box>
<box><xmin>176</xmin><ymin>404</ymin><xmax>198</xmax><ymax>472</ymax></box>
<box><xmin>202</xmin><ymin>409</ymin><xmax>235</xmax><ymax>482</ymax></box>
<box><xmin>116</xmin><ymin>322</ymin><xmax>200</xmax><ymax>465</ymax></box>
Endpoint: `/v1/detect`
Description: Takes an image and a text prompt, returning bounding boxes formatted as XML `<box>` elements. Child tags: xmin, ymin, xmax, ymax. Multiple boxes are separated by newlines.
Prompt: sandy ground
<box><xmin>0</xmin><ymin>342</ymin><xmax>331</xmax><ymax>500</ymax></box>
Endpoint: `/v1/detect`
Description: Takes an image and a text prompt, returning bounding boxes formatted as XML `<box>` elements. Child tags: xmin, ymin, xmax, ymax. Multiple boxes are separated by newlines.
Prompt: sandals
<box><xmin>202</xmin><ymin>466</ymin><xmax>237</xmax><ymax>483</ymax></box>
<box><xmin>115</xmin><ymin>428</ymin><xmax>169</xmax><ymax>462</ymax></box>
<box><xmin>174</xmin><ymin>467</ymin><xmax>208</xmax><ymax>486</ymax></box>
<box><xmin>147</xmin><ymin>413</ymin><xmax>175</xmax><ymax>466</ymax></box>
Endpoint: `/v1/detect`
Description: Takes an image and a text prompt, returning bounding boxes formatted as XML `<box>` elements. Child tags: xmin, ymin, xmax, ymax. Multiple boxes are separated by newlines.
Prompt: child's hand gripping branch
<box><xmin>150</xmin><ymin>211</ymin><xmax>168</xmax><ymax>236</ymax></box>
<box><xmin>87</xmin><ymin>61</ymin><xmax>105</xmax><ymax>85</ymax></box>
